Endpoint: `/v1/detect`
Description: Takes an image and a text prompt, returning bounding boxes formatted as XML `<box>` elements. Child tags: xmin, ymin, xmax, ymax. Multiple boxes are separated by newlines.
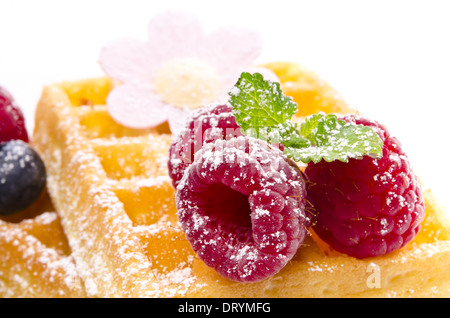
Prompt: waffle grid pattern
<box><xmin>1</xmin><ymin>62</ymin><xmax>449</xmax><ymax>297</ymax></box>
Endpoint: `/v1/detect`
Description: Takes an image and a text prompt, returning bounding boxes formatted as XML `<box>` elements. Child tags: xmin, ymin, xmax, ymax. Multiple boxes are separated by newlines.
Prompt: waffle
<box><xmin>30</xmin><ymin>62</ymin><xmax>450</xmax><ymax>297</ymax></box>
<box><xmin>0</xmin><ymin>190</ymin><xmax>86</xmax><ymax>297</ymax></box>
<box><xmin>262</xmin><ymin>61</ymin><xmax>353</xmax><ymax>117</ymax></box>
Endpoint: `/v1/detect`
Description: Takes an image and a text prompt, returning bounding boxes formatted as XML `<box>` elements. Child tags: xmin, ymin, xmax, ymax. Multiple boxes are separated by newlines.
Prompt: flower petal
<box><xmin>107</xmin><ymin>81</ymin><xmax>171</xmax><ymax>129</ymax></box>
<box><xmin>202</xmin><ymin>26</ymin><xmax>264</xmax><ymax>89</ymax></box>
<box><xmin>99</xmin><ymin>37</ymin><xmax>156</xmax><ymax>83</ymax></box>
<box><xmin>146</xmin><ymin>10</ymin><xmax>206</xmax><ymax>61</ymax></box>
<box><xmin>167</xmin><ymin>107</ymin><xmax>196</xmax><ymax>136</ymax></box>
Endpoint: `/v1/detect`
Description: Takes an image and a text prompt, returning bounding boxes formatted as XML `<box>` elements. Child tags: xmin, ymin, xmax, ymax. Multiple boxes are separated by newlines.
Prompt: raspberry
<box><xmin>305</xmin><ymin>115</ymin><xmax>425</xmax><ymax>258</ymax></box>
<box><xmin>0</xmin><ymin>86</ymin><xmax>29</xmax><ymax>143</ymax></box>
<box><xmin>0</xmin><ymin>140</ymin><xmax>46</xmax><ymax>215</ymax></box>
<box><xmin>168</xmin><ymin>103</ymin><xmax>242</xmax><ymax>188</ymax></box>
<box><xmin>176</xmin><ymin>136</ymin><xmax>310</xmax><ymax>282</ymax></box>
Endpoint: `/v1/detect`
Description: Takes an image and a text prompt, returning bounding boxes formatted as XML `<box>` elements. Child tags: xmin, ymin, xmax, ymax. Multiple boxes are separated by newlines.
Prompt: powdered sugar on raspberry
<box><xmin>168</xmin><ymin>103</ymin><xmax>242</xmax><ymax>188</ymax></box>
<box><xmin>306</xmin><ymin>115</ymin><xmax>426</xmax><ymax>259</ymax></box>
<box><xmin>176</xmin><ymin>136</ymin><xmax>309</xmax><ymax>282</ymax></box>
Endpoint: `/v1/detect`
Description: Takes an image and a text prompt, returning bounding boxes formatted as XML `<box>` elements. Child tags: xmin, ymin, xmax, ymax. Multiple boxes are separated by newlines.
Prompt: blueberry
<box><xmin>0</xmin><ymin>140</ymin><xmax>46</xmax><ymax>215</ymax></box>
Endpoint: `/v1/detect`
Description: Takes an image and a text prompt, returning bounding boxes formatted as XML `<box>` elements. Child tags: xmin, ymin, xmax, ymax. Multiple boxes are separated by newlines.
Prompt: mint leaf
<box><xmin>228</xmin><ymin>72</ymin><xmax>383</xmax><ymax>164</ymax></box>
<box><xmin>228</xmin><ymin>72</ymin><xmax>298</xmax><ymax>131</ymax></box>
<box><xmin>285</xmin><ymin>113</ymin><xmax>383</xmax><ymax>163</ymax></box>
<box><xmin>229</xmin><ymin>72</ymin><xmax>306</xmax><ymax>147</ymax></box>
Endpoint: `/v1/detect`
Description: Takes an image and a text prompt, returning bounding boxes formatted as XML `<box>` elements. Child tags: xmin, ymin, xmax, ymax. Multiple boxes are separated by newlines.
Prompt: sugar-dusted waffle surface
<box><xmin>31</xmin><ymin>62</ymin><xmax>450</xmax><ymax>297</ymax></box>
<box><xmin>262</xmin><ymin>61</ymin><xmax>353</xmax><ymax>117</ymax></box>
<box><xmin>0</xmin><ymin>190</ymin><xmax>86</xmax><ymax>297</ymax></box>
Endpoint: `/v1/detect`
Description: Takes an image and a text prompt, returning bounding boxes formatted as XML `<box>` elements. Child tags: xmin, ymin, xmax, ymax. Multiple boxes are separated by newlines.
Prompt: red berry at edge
<box><xmin>305</xmin><ymin>115</ymin><xmax>425</xmax><ymax>259</ymax></box>
<box><xmin>0</xmin><ymin>86</ymin><xmax>29</xmax><ymax>143</ymax></box>
<box><xmin>168</xmin><ymin>103</ymin><xmax>242</xmax><ymax>188</ymax></box>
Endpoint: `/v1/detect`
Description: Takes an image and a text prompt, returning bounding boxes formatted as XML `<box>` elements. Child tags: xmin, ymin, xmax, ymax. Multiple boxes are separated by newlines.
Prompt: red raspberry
<box><xmin>0</xmin><ymin>86</ymin><xmax>29</xmax><ymax>143</ymax></box>
<box><xmin>305</xmin><ymin>115</ymin><xmax>425</xmax><ymax>259</ymax></box>
<box><xmin>176</xmin><ymin>136</ymin><xmax>310</xmax><ymax>282</ymax></box>
<box><xmin>168</xmin><ymin>103</ymin><xmax>242</xmax><ymax>188</ymax></box>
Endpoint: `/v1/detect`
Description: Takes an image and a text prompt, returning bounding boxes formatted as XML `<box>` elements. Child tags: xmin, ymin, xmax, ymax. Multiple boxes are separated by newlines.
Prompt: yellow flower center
<box><xmin>154</xmin><ymin>58</ymin><xmax>222</xmax><ymax>109</ymax></box>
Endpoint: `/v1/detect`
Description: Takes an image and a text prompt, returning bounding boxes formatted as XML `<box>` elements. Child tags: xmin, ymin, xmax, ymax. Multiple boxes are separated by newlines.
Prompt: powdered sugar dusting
<box><xmin>0</xmin><ymin>212</ymin><xmax>85</xmax><ymax>297</ymax></box>
<box><xmin>13</xmin><ymin>68</ymin><xmax>448</xmax><ymax>298</ymax></box>
<box><xmin>176</xmin><ymin>136</ymin><xmax>309</xmax><ymax>282</ymax></box>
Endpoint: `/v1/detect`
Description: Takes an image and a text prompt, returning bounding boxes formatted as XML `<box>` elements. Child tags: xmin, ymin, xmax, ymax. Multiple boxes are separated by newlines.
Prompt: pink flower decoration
<box><xmin>99</xmin><ymin>10</ymin><xmax>277</xmax><ymax>134</ymax></box>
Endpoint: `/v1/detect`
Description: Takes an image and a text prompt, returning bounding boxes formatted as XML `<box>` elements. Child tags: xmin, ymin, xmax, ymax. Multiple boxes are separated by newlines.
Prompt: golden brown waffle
<box><xmin>30</xmin><ymin>62</ymin><xmax>450</xmax><ymax>297</ymax></box>
<box><xmin>0</xmin><ymin>190</ymin><xmax>86</xmax><ymax>297</ymax></box>
<box><xmin>262</xmin><ymin>61</ymin><xmax>354</xmax><ymax>117</ymax></box>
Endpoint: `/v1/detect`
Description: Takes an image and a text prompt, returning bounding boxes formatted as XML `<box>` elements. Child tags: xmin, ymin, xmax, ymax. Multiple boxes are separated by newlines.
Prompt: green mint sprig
<box><xmin>228</xmin><ymin>72</ymin><xmax>383</xmax><ymax>163</ymax></box>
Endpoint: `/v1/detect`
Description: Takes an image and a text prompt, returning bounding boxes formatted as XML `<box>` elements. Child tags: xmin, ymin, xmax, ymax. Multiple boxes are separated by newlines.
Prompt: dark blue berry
<box><xmin>0</xmin><ymin>140</ymin><xmax>46</xmax><ymax>215</ymax></box>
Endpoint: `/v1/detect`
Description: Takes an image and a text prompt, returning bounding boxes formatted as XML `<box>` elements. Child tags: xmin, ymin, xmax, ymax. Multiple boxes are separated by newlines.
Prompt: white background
<box><xmin>1</xmin><ymin>0</ymin><xmax>449</xmax><ymax>209</ymax></box>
